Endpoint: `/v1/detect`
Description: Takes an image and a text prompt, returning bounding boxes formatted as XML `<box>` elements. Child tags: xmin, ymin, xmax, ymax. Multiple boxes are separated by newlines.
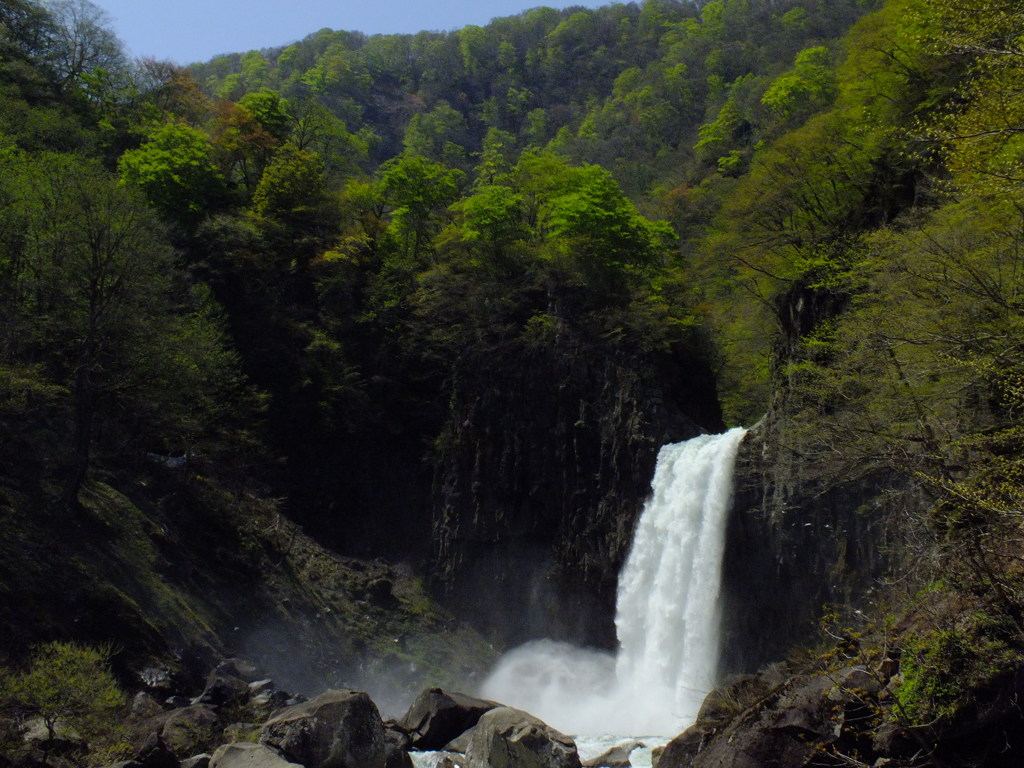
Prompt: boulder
<box><xmin>658</xmin><ymin>674</ymin><xmax>846</xmax><ymax>768</ymax></box>
<box><xmin>385</xmin><ymin>745</ymin><xmax>413</xmax><ymax>768</ymax></box>
<box><xmin>176</xmin><ymin>645</ymin><xmax>221</xmax><ymax>694</ymax></box>
<box><xmin>193</xmin><ymin>673</ymin><xmax>250</xmax><ymax>709</ymax></box>
<box><xmin>138</xmin><ymin>666</ymin><xmax>176</xmax><ymax>694</ymax></box>
<box><xmin>443</xmin><ymin>727</ymin><xmax>475</xmax><ymax>754</ymax></box>
<box><xmin>871</xmin><ymin>722</ymin><xmax>919</xmax><ymax>758</ymax></box>
<box><xmin>260</xmin><ymin>689</ymin><xmax>387</xmax><ymax>768</ymax></box>
<box><xmin>695</xmin><ymin>672</ymin><xmax>776</xmax><ymax>724</ymax></box>
<box><xmin>828</xmin><ymin>666</ymin><xmax>884</xmax><ymax>698</ymax></box>
<box><xmin>224</xmin><ymin>724</ymin><xmax>260</xmax><ymax>743</ymax></box>
<box><xmin>132</xmin><ymin>692</ymin><xmax>165</xmax><ymax>719</ymax></box>
<box><xmin>180</xmin><ymin>755</ymin><xmax>211</xmax><ymax>768</ymax></box>
<box><xmin>400</xmin><ymin>688</ymin><xmax>499</xmax><ymax>751</ymax></box>
<box><xmin>382</xmin><ymin>720</ymin><xmax>411</xmax><ymax>753</ymax></box>
<box><xmin>464</xmin><ymin>707</ymin><xmax>580</xmax><ymax>768</ymax></box>
<box><xmin>382</xmin><ymin>720</ymin><xmax>413</xmax><ymax>768</ymax></box>
<box><xmin>656</xmin><ymin>725</ymin><xmax>712</xmax><ymax>768</ymax></box>
<box><xmin>253</xmin><ymin>690</ymin><xmax>291</xmax><ymax>710</ymax></box>
<box><xmin>581</xmin><ymin>740</ymin><xmax>644</xmax><ymax>768</ymax></box>
<box><xmin>20</xmin><ymin>716</ymin><xmax>86</xmax><ymax>765</ymax></box>
<box><xmin>21</xmin><ymin>717</ymin><xmax>84</xmax><ymax>749</ymax></box>
<box><xmin>147</xmin><ymin>705</ymin><xmax>222</xmax><ymax>756</ymax></box>
<box><xmin>209</xmin><ymin>744</ymin><xmax>301</xmax><ymax>768</ymax></box>
<box><xmin>135</xmin><ymin>731</ymin><xmax>180</xmax><ymax>768</ymax></box>
<box><xmin>418</xmin><ymin>754</ymin><xmax>463</xmax><ymax>768</ymax></box>
<box><xmin>698</xmin><ymin>675</ymin><xmax>838</xmax><ymax>768</ymax></box>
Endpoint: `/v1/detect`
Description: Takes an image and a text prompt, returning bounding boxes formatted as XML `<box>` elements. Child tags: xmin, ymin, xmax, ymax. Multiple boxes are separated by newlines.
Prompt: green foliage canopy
<box><xmin>118</xmin><ymin>121</ymin><xmax>224</xmax><ymax>226</ymax></box>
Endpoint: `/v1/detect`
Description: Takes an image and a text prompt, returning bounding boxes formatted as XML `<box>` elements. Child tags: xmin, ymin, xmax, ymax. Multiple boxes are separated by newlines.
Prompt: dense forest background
<box><xmin>4</xmin><ymin>0</ymin><xmax>1024</xmax><ymax>763</ymax></box>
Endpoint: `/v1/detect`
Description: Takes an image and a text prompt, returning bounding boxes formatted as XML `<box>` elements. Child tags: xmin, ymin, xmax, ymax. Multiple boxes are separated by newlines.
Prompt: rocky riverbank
<box><xmin>6</xmin><ymin>664</ymin><xmax>592</xmax><ymax>768</ymax></box>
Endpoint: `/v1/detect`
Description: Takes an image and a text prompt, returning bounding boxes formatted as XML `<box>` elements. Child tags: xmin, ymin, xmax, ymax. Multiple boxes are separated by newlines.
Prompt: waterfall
<box><xmin>480</xmin><ymin>428</ymin><xmax>746</xmax><ymax>738</ymax></box>
<box><xmin>613</xmin><ymin>427</ymin><xmax>747</xmax><ymax>732</ymax></box>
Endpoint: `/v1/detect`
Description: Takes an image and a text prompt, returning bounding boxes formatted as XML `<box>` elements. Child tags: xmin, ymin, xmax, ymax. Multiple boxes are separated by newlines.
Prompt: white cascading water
<box><xmin>480</xmin><ymin>427</ymin><xmax>747</xmax><ymax>739</ymax></box>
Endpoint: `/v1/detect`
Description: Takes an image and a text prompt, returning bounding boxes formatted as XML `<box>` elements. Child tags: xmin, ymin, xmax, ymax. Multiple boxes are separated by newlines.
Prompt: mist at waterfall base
<box><xmin>480</xmin><ymin>428</ymin><xmax>747</xmax><ymax>738</ymax></box>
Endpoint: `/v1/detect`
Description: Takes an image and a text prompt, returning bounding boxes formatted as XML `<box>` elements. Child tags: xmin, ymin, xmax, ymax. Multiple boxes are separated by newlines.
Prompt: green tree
<box><xmin>539</xmin><ymin>163</ymin><xmax>672</xmax><ymax>261</ymax></box>
<box><xmin>210</xmin><ymin>99</ymin><xmax>280</xmax><ymax>193</ymax></box>
<box><xmin>771</xmin><ymin>194</ymin><xmax>1024</xmax><ymax>629</ymax></box>
<box><xmin>288</xmin><ymin>97</ymin><xmax>369</xmax><ymax>181</ymax></box>
<box><xmin>402</xmin><ymin>100</ymin><xmax>470</xmax><ymax>167</ymax></box>
<box><xmin>514</xmin><ymin>152</ymin><xmax>674</xmax><ymax>271</ymax></box>
<box><xmin>380</xmin><ymin>152</ymin><xmax>465</xmax><ymax>262</ymax></box>
<box><xmin>438</xmin><ymin>151</ymin><xmax>675</xmax><ymax>305</ymax></box>
<box><xmin>694</xmin><ymin>98</ymin><xmax>746</xmax><ymax>163</ymax></box>
<box><xmin>447</xmin><ymin>183</ymin><xmax>526</xmax><ymax>262</ymax></box>
<box><xmin>914</xmin><ymin>0</ymin><xmax>1024</xmax><ymax>199</ymax></box>
<box><xmin>760</xmin><ymin>46</ymin><xmax>837</xmax><ymax>119</ymax></box>
<box><xmin>5</xmin><ymin>151</ymin><xmax>240</xmax><ymax>506</ymax></box>
<box><xmin>238</xmin><ymin>88</ymin><xmax>292</xmax><ymax>141</ymax></box>
<box><xmin>250</xmin><ymin>142</ymin><xmax>335</xmax><ymax>235</ymax></box>
<box><xmin>473</xmin><ymin>127</ymin><xmax>518</xmax><ymax>186</ymax></box>
<box><xmin>118</xmin><ymin>121</ymin><xmax>224</xmax><ymax>227</ymax></box>
<box><xmin>249</xmin><ymin>142</ymin><xmax>340</xmax><ymax>315</ymax></box>
<box><xmin>132</xmin><ymin>59</ymin><xmax>211</xmax><ymax>125</ymax></box>
<box><xmin>2</xmin><ymin>642</ymin><xmax>125</xmax><ymax>765</ymax></box>
<box><xmin>1</xmin><ymin>1</ymin><xmax>56</xmax><ymax>52</ymax></box>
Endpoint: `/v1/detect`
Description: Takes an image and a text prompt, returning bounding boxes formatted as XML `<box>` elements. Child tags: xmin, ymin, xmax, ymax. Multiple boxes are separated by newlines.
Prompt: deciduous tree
<box><xmin>2</xmin><ymin>641</ymin><xmax>125</xmax><ymax>765</ymax></box>
<box><xmin>118</xmin><ymin>121</ymin><xmax>224</xmax><ymax>228</ymax></box>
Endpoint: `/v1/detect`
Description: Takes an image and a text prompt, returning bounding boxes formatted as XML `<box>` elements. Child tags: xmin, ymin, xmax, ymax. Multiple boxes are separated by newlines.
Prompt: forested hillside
<box><xmin>3</xmin><ymin>0</ymin><xmax>1024</xmax><ymax>764</ymax></box>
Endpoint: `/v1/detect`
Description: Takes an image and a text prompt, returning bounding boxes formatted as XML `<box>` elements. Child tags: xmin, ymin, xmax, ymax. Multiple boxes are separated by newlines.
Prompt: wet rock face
<box><xmin>434</xmin><ymin>342</ymin><xmax>721</xmax><ymax>648</ymax></box>
<box><xmin>718</xmin><ymin>421</ymin><xmax>910</xmax><ymax>674</ymax></box>
<box><xmin>713</xmin><ymin>277</ymin><xmax>919</xmax><ymax>677</ymax></box>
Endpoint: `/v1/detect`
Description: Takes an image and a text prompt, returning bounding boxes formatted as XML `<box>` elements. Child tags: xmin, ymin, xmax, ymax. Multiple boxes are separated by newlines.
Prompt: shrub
<box><xmin>1</xmin><ymin>641</ymin><xmax>127</xmax><ymax>765</ymax></box>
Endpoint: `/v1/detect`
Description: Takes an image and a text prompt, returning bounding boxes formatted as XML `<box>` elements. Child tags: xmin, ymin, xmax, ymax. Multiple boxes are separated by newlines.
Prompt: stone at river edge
<box><xmin>399</xmin><ymin>687</ymin><xmax>499</xmax><ymax>751</ymax></box>
<box><xmin>661</xmin><ymin>674</ymin><xmax>841</xmax><ymax>768</ymax></box>
<box><xmin>465</xmin><ymin>707</ymin><xmax>581</xmax><ymax>768</ymax></box>
<box><xmin>260</xmin><ymin>689</ymin><xmax>386</xmax><ymax>768</ymax></box>
<box><xmin>581</xmin><ymin>740</ymin><xmax>644</xmax><ymax>768</ymax></box>
<box><xmin>209</xmin><ymin>743</ymin><xmax>302</xmax><ymax>768</ymax></box>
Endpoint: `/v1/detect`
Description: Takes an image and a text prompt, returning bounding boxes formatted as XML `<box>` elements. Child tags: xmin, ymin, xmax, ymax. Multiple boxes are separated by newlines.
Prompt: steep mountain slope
<box><xmin>6</xmin><ymin>0</ymin><xmax>1024</xmax><ymax>764</ymax></box>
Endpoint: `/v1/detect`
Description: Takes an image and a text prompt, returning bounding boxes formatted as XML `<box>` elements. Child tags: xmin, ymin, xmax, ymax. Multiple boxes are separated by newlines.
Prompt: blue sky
<box><xmin>91</xmin><ymin>1</ymin><xmax>611</xmax><ymax>65</ymax></box>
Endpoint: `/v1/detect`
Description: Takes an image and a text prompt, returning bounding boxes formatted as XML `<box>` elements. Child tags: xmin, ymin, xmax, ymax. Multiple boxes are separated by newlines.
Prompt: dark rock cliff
<box><xmin>718</xmin><ymin>421</ymin><xmax>905</xmax><ymax>673</ymax></box>
<box><xmin>717</xmin><ymin>280</ymin><xmax>918</xmax><ymax>674</ymax></box>
<box><xmin>431</xmin><ymin>334</ymin><xmax>722</xmax><ymax>649</ymax></box>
